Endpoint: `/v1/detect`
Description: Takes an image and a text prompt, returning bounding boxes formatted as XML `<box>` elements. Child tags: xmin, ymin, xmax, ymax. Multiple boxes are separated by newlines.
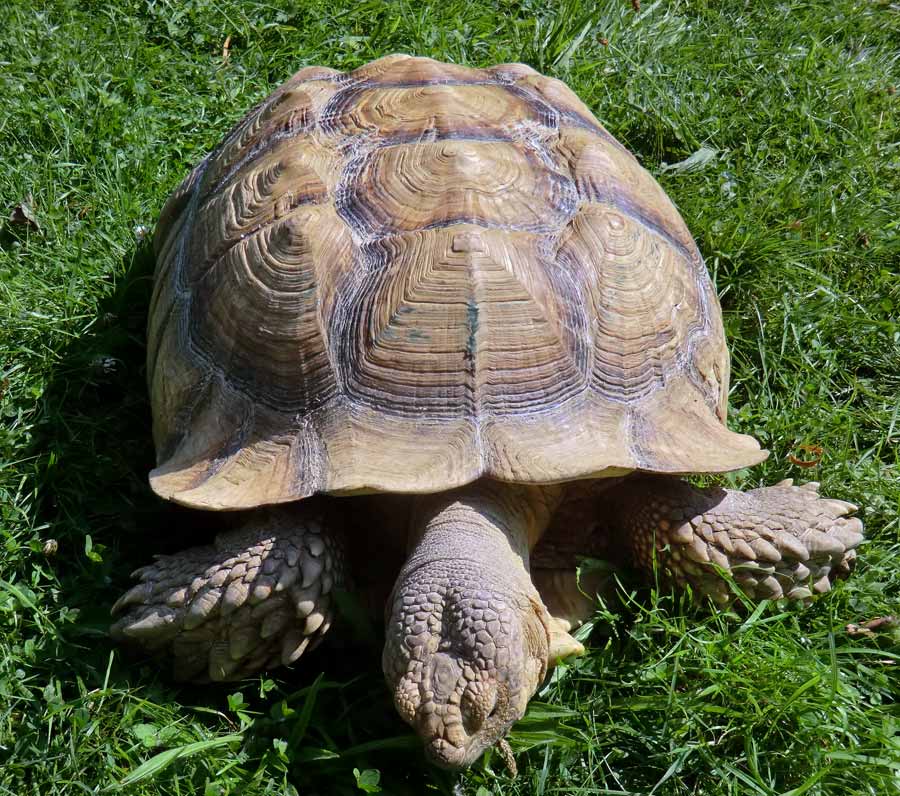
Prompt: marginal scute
<box><xmin>149</xmin><ymin>55</ymin><xmax>766</xmax><ymax>509</ymax></box>
<box><xmin>154</xmin><ymin>162</ymin><xmax>204</xmax><ymax>259</ymax></box>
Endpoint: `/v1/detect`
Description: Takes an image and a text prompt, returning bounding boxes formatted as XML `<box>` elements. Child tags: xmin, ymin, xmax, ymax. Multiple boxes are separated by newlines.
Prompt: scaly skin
<box><xmin>604</xmin><ymin>476</ymin><xmax>864</xmax><ymax>603</ymax></box>
<box><xmin>110</xmin><ymin>505</ymin><xmax>345</xmax><ymax>681</ymax></box>
<box><xmin>109</xmin><ymin>474</ymin><xmax>864</xmax><ymax>770</ymax></box>
<box><xmin>382</xmin><ymin>481</ymin><xmax>563</xmax><ymax>769</ymax></box>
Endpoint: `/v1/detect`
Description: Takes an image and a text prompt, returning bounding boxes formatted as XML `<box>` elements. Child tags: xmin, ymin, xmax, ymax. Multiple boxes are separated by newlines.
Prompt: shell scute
<box><xmin>201</xmin><ymin>81</ymin><xmax>341</xmax><ymax>197</ymax></box>
<box><xmin>339</xmin><ymin>140</ymin><xmax>577</xmax><ymax>238</ymax></box>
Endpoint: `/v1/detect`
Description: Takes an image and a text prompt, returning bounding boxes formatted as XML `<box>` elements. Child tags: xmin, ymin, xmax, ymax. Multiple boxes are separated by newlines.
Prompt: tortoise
<box><xmin>111</xmin><ymin>54</ymin><xmax>864</xmax><ymax>770</ymax></box>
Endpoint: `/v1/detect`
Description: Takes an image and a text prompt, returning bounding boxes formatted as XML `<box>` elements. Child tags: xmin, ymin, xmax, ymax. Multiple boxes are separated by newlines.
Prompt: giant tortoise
<box><xmin>112</xmin><ymin>54</ymin><xmax>863</xmax><ymax>769</ymax></box>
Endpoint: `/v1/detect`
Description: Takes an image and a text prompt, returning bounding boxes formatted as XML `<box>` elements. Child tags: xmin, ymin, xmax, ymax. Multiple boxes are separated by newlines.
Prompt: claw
<box><xmin>496</xmin><ymin>738</ymin><xmax>518</xmax><ymax>778</ymax></box>
<box><xmin>130</xmin><ymin>564</ymin><xmax>158</xmax><ymax>580</ymax></box>
<box><xmin>281</xmin><ymin>629</ymin><xmax>311</xmax><ymax>665</ymax></box>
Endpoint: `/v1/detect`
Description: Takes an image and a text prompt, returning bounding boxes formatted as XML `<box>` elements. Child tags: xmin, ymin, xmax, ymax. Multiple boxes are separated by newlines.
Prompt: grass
<box><xmin>0</xmin><ymin>0</ymin><xmax>898</xmax><ymax>793</ymax></box>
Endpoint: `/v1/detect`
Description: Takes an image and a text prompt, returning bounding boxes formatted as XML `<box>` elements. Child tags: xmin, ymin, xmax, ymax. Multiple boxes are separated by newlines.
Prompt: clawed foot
<box><xmin>110</xmin><ymin>507</ymin><xmax>344</xmax><ymax>681</ymax></box>
<box><xmin>613</xmin><ymin>476</ymin><xmax>863</xmax><ymax>604</ymax></box>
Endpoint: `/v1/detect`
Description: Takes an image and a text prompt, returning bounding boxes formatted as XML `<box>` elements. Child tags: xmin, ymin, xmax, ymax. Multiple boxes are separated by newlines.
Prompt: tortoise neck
<box><xmin>404</xmin><ymin>481</ymin><xmax>562</xmax><ymax>578</ymax></box>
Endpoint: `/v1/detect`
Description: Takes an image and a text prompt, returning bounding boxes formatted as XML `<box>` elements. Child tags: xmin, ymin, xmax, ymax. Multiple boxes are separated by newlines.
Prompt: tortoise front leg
<box><xmin>604</xmin><ymin>475</ymin><xmax>863</xmax><ymax>604</ymax></box>
<box><xmin>110</xmin><ymin>504</ymin><xmax>345</xmax><ymax>681</ymax></box>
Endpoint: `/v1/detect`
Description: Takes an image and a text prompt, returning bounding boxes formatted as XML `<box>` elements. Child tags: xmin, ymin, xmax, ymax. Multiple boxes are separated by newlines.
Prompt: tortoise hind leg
<box><xmin>110</xmin><ymin>504</ymin><xmax>345</xmax><ymax>681</ymax></box>
<box><xmin>605</xmin><ymin>475</ymin><xmax>863</xmax><ymax>604</ymax></box>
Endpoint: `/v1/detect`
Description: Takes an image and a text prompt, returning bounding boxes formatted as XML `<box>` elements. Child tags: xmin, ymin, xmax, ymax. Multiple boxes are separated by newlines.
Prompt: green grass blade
<box><xmin>116</xmin><ymin>733</ymin><xmax>245</xmax><ymax>787</ymax></box>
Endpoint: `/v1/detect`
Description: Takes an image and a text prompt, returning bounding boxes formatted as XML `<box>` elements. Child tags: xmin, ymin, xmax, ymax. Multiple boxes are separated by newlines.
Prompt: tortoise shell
<box><xmin>148</xmin><ymin>54</ymin><xmax>765</xmax><ymax>510</ymax></box>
